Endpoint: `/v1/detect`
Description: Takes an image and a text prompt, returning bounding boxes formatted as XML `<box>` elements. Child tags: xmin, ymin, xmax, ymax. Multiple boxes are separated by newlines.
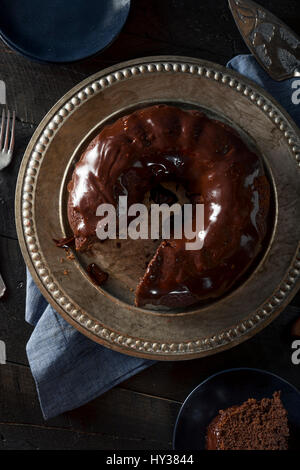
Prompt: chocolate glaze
<box><xmin>53</xmin><ymin>236</ymin><xmax>75</xmax><ymax>249</ymax></box>
<box><xmin>206</xmin><ymin>414</ymin><xmax>222</xmax><ymax>450</ymax></box>
<box><xmin>67</xmin><ymin>104</ymin><xmax>270</xmax><ymax>308</ymax></box>
<box><xmin>86</xmin><ymin>263</ymin><xmax>108</xmax><ymax>286</ymax></box>
<box><xmin>206</xmin><ymin>406</ymin><xmax>240</xmax><ymax>450</ymax></box>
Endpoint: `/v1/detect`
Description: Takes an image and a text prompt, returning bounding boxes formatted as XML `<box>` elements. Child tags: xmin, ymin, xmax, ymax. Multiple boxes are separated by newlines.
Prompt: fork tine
<box><xmin>3</xmin><ymin>109</ymin><xmax>10</xmax><ymax>152</ymax></box>
<box><xmin>0</xmin><ymin>108</ymin><xmax>4</xmax><ymax>150</ymax></box>
<box><xmin>9</xmin><ymin>111</ymin><xmax>15</xmax><ymax>153</ymax></box>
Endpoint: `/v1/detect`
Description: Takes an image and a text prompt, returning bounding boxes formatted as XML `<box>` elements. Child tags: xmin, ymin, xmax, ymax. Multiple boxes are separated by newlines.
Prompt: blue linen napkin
<box><xmin>26</xmin><ymin>269</ymin><xmax>154</xmax><ymax>419</ymax></box>
<box><xmin>228</xmin><ymin>55</ymin><xmax>300</xmax><ymax>127</ymax></box>
<box><xmin>25</xmin><ymin>54</ymin><xmax>300</xmax><ymax>420</ymax></box>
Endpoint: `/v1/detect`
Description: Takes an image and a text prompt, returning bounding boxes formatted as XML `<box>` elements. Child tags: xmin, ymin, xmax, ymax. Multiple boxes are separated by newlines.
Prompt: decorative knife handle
<box><xmin>229</xmin><ymin>0</ymin><xmax>300</xmax><ymax>81</ymax></box>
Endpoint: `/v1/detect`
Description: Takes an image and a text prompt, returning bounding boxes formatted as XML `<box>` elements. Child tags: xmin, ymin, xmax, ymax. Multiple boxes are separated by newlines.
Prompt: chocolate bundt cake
<box><xmin>206</xmin><ymin>392</ymin><xmax>289</xmax><ymax>450</ymax></box>
<box><xmin>67</xmin><ymin>104</ymin><xmax>270</xmax><ymax>308</ymax></box>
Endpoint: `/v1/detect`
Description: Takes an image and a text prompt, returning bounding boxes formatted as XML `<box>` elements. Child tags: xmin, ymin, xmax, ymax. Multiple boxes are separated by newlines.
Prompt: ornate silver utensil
<box><xmin>0</xmin><ymin>108</ymin><xmax>16</xmax><ymax>171</ymax></box>
<box><xmin>228</xmin><ymin>0</ymin><xmax>300</xmax><ymax>81</ymax></box>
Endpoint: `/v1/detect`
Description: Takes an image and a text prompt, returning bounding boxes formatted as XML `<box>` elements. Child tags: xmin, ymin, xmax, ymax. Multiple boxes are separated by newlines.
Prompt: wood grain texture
<box><xmin>0</xmin><ymin>0</ymin><xmax>299</xmax><ymax>450</ymax></box>
<box><xmin>0</xmin><ymin>363</ymin><xmax>179</xmax><ymax>449</ymax></box>
<box><xmin>0</xmin><ymin>237</ymin><xmax>28</xmax><ymax>365</ymax></box>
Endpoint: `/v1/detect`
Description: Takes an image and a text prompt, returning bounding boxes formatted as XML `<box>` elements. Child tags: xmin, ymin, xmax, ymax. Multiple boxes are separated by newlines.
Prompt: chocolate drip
<box><xmin>86</xmin><ymin>263</ymin><xmax>108</xmax><ymax>286</ymax></box>
<box><xmin>53</xmin><ymin>236</ymin><xmax>75</xmax><ymax>249</ymax></box>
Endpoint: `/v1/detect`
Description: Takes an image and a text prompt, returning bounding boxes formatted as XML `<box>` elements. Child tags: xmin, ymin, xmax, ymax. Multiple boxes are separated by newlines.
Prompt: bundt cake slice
<box><xmin>206</xmin><ymin>391</ymin><xmax>289</xmax><ymax>450</ymax></box>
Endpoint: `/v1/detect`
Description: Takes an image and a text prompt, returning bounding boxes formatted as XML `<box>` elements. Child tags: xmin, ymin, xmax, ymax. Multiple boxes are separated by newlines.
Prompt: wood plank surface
<box><xmin>0</xmin><ymin>362</ymin><xmax>179</xmax><ymax>449</ymax></box>
<box><xmin>0</xmin><ymin>0</ymin><xmax>299</xmax><ymax>450</ymax></box>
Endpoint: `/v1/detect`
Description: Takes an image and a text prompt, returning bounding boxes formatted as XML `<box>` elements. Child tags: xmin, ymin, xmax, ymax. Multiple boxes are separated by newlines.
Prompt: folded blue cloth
<box><xmin>228</xmin><ymin>55</ymin><xmax>300</xmax><ymax>127</ymax></box>
<box><xmin>26</xmin><ymin>54</ymin><xmax>300</xmax><ymax>420</ymax></box>
<box><xmin>26</xmin><ymin>269</ymin><xmax>155</xmax><ymax>419</ymax></box>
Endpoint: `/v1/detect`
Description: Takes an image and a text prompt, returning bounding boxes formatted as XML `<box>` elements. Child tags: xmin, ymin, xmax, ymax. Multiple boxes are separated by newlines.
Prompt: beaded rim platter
<box><xmin>15</xmin><ymin>56</ymin><xmax>300</xmax><ymax>360</ymax></box>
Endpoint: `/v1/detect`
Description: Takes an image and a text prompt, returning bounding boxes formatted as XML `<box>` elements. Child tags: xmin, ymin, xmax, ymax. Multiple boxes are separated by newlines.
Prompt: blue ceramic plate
<box><xmin>0</xmin><ymin>0</ymin><xmax>130</xmax><ymax>63</ymax></box>
<box><xmin>173</xmin><ymin>368</ymin><xmax>300</xmax><ymax>450</ymax></box>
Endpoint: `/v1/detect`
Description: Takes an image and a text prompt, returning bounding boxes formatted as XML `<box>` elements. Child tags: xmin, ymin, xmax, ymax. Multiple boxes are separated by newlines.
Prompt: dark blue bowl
<box><xmin>0</xmin><ymin>0</ymin><xmax>130</xmax><ymax>63</ymax></box>
<box><xmin>173</xmin><ymin>368</ymin><xmax>300</xmax><ymax>450</ymax></box>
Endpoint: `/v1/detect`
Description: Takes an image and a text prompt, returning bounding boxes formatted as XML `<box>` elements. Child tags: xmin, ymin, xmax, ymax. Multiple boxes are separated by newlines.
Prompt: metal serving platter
<box><xmin>16</xmin><ymin>56</ymin><xmax>300</xmax><ymax>360</ymax></box>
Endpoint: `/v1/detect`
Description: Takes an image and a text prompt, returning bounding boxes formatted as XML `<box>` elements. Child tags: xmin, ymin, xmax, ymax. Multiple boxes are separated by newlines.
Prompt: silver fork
<box><xmin>0</xmin><ymin>108</ymin><xmax>16</xmax><ymax>171</ymax></box>
<box><xmin>0</xmin><ymin>108</ymin><xmax>15</xmax><ymax>297</ymax></box>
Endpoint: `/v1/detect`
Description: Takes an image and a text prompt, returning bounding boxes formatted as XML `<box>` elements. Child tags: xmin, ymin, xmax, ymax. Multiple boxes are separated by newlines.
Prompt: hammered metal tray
<box><xmin>16</xmin><ymin>56</ymin><xmax>300</xmax><ymax>360</ymax></box>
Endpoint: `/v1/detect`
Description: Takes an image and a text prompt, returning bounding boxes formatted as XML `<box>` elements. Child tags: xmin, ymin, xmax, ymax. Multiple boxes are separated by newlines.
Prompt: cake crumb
<box><xmin>66</xmin><ymin>250</ymin><xmax>75</xmax><ymax>260</ymax></box>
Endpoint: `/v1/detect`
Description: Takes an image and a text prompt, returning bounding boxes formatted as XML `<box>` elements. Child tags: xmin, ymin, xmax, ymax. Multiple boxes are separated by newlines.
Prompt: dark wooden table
<box><xmin>0</xmin><ymin>0</ymin><xmax>299</xmax><ymax>450</ymax></box>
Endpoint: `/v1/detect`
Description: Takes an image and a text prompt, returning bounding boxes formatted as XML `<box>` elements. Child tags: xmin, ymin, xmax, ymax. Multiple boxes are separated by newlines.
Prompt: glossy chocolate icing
<box><xmin>86</xmin><ymin>263</ymin><xmax>108</xmax><ymax>286</ymax></box>
<box><xmin>67</xmin><ymin>104</ymin><xmax>270</xmax><ymax>308</ymax></box>
<box><xmin>206</xmin><ymin>405</ymin><xmax>241</xmax><ymax>450</ymax></box>
<box><xmin>206</xmin><ymin>414</ymin><xmax>222</xmax><ymax>450</ymax></box>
